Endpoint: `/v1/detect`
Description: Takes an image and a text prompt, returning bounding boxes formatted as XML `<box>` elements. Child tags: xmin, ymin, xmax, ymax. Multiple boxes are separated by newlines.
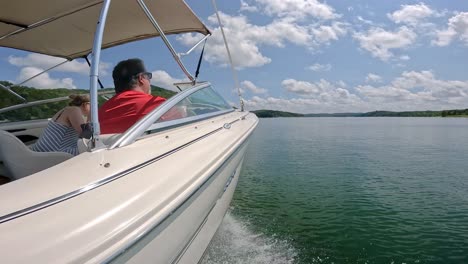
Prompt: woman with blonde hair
<box><xmin>32</xmin><ymin>94</ymin><xmax>91</xmax><ymax>156</ymax></box>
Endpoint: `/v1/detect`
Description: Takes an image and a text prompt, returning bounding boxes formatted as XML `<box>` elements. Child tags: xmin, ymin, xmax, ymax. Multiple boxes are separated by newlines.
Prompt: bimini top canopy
<box><xmin>0</xmin><ymin>0</ymin><xmax>210</xmax><ymax>60</ymax></box>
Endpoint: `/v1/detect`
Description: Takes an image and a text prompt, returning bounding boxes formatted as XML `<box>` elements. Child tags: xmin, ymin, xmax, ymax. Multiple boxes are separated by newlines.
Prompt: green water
<box><xmin>205</xmin><ymin>117</ymin><xmax>468</xmax><ymax>264</ymax></box>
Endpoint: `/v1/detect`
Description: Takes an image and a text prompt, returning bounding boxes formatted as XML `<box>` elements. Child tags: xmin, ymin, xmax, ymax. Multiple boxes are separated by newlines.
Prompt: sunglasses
<box><xmin>137</xmin><ymin>72</ymin><xmax>152</xmax><ymax>80</ymax></box>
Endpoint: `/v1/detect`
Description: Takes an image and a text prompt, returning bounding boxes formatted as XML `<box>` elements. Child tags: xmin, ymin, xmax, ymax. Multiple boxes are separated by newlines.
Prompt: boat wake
<box><xmin>201</xmin><ymin>212</ymin><xmax>297</xmax><ymax>264</ymax></box>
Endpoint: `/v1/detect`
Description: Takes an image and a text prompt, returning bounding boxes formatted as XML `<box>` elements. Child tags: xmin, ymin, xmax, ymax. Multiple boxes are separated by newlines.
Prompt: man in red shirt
<box><xmin>99</xmin><ymin>58</ymin><xmax>166</xmax><ymax>134</ymax></box>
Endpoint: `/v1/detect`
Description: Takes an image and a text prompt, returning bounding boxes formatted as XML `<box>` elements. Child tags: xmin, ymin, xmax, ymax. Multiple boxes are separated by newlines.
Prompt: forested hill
<box><xmin>0</xmin><ymin>81</ymin><xmax>176</xmax><ymax>121</ymax></box>
<box><xmin>307</xmin><ymin>110</ymin><xmax>444</xmax><ymax>117</ymax></box>
<box><xmin>253</xmin><ymin>109</ymin><xmax>468</xmax><ymax>118</ymax></box>
<box><xmin>252</xmin><ymin>110</ymin><xmax>304</xmax><ymax>118</ymax></box>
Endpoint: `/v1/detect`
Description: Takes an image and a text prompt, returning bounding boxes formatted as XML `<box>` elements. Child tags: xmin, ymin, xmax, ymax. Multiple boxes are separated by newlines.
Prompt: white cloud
<box><xmin>179</xmin><ymin>14</ymin><xmax>270</xmax><ymax>68</ymax></box>
<box><xmin>307</xmin><ymin>63</ymin><xmax>331</xmax><ymax>72</ymax></box>
<box><xmin>311</xmin><ymin>22</ymin><xmax>348</xmax><ymax>44</ymax></box>
<box><xmin>388</xmin><ymin>3</ymin><xmax>435</xmax><ymax>26</ymax></box>
<box><xmin>240</xmin><ymin>0</ymin><xmax>258</xmax><ymax>12</ymax></box>
<box><xmin>357</xmin><ymin>16</ymin><xmax>374</xmax><ymax>25</ymax></box>
<box><xmin>433</xmin><ymin>12</ymin><xmax>468</xmax><ymax>46</ymax></box>
<box><xmin>18</xmin><ymin>67</ymin><xmax>76</xmax><ymax>89</ymax></box>
<box><xmin>245</xmin><ymin>82</ymin><xmax>364</xmax><ymax>113</ymax></box>
<box><xmin>245</xmin><ymin>70</ymin><xmax>468</xmax><ymax>113</ymax></box>
<box><xmin>432</xmin><ymin>28</ymin><xmax>457</xmax><ymax>46</ymax></box>
<box><xmin>245</xmin><ymin>96</ymin><xmax>317</xmax><ymax>113</ymax></box>
<box><xmin>151</xmin><ymin>70</ymin><xmax>187</xmax><ymax>91</ymax></box>
<box><xmin>282</xmin><ymin>79</ymin><xmax>322</xmax><ymax>96</ymax></box>
<box><xmin>178</xmin><ymin>12</ymin><xmax>347</xmax><ymax>68</ymax></box>
<box><xmin>252</xmin><ymin>0</ymin><xmax>340</xmax><ymax>20</ymax></box>
<box><xmin>7</xmin><ymin>53</ymin><xmax>113</xmax><ymax>89</ymax></box>
<box><xmin>392</xmin><ymin>71</ymin><xmax>468</xmax><ymax>98</ymax></box>
<box><xmin>400</xmin><ymin>55</ymin><xmax>410</xmax><ymax>61</ymax></box>
<box><xmin>357</xmin><ymin>70</ymin><xmax>468</xmax><ymax>109</ymax></box>
<box><xmin>366</xmin><ymin>73</ymin><xmax>382</xmax><ymax>83</ymax></box>
<box><xmin>241</xmin><ymin>80</ymin><xmax>268</xmax><ymax>94</ymax></box>
<box><xmin>8</xmin><ymin>53</ymin><xmax>110</xmax><ymax>76</ymax></box>
<box><xmin>353</xmin><ymin>26</ymin><xmax>417</xmax><ymax>61</ymax></box>
<box><xmin>357</xmin><ymin>84</ymin><xmax>418</xmax><ymax>102</ymax></box>
<box><xmin>260</xmin><ymin>18</ymin><xmax>313</xmax><ymax>47</ymax></box>
<box><xmin>282</xmin><ymin>78</ymin><xmax>352</xmax><ymax>99</ymax></box>
<box><xmin>337</xmin><ymin>80</ymin><xmax>347</xmax><ymax>88</ymax></box>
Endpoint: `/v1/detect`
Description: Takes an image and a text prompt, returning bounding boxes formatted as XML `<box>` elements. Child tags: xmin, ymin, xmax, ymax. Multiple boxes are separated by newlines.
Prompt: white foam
<box><xmin>201</xmin><ymin>212</ymin><xmax>297</xmax><ymax>264</ymax></box>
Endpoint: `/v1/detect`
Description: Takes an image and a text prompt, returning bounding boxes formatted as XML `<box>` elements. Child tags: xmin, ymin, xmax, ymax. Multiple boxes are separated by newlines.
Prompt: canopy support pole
<box><xmin>0</xmin><ymin>83</ymin><xmax>26</xmax><ymax>102</ymax></box>
<box><xmin>211</xmin><ymin>0</ymin><xmax>244</xmax><ymax>111</ymax></box>
<box><xmin>84</xmin><ymin>56</ymin><xmax>104</xmax><ymax>89</ymax></box>
<box><xmin>136</xmin><ymin>0</ymin><xmax>195</xmax><ymax>83</ymax></box>
<box><xmin>89</xmin><ymin>0</ymin><xmax>112</xmax><ymax>146</ymax></box>
<box><xmin>178</xmin><ymin>34</ymin><xmax>210</xmax><ymax>57</ymax></box>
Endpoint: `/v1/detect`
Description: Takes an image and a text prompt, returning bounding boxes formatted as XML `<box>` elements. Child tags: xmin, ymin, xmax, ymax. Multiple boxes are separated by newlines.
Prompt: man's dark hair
<box><xmin>112</xmin><ymin>58</ymin><xmax>147</xmax><ymax>93</ymax></box>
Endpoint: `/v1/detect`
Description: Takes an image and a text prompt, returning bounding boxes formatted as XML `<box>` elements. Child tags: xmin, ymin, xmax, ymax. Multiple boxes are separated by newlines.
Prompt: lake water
<box><xmin>202</xmin><ymin>117</ymin><xmax>468</xmax><ymax>264</ymax></box>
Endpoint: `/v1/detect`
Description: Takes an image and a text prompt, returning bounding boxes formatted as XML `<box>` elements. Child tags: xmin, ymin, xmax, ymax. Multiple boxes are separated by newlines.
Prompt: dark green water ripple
<box><xmin>231</xmin><ymin>118</ymin><xmax>468</xmax><ymax>264</ymax></box>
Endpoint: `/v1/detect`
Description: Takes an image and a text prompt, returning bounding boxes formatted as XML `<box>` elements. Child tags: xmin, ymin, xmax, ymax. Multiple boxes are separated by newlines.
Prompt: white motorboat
<box><xmin>0</xmin><ymin>1</ymin><xmax>258</xmax><ymax>263</ymax></box>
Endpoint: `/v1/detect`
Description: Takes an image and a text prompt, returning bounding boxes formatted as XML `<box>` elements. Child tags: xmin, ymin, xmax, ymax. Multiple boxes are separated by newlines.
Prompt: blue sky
<box><xmin>1</xmin><ymin>0</ymin><xmax>467</xmax><ymax>113</ymax></box>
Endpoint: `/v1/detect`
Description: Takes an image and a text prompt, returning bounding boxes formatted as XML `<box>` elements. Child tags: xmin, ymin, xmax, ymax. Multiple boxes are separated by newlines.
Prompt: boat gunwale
<box><xmin>0</xmin><ymin>112</ymin><xmax>255</xmax><ymax>224</ymax></box>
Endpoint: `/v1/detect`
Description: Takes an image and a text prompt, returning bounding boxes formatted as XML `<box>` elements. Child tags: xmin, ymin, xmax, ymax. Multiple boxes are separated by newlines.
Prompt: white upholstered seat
<box><xmin>0</xmin><ymin>130</ymin><xmax>73</xmax><ymax>180</ymax></box>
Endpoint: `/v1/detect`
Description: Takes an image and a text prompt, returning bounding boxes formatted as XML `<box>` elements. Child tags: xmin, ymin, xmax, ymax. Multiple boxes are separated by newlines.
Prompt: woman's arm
<box><xmin>67</xmin><ymin>107</ymin><xmax>85</xmax><ymax>134</ymax></box>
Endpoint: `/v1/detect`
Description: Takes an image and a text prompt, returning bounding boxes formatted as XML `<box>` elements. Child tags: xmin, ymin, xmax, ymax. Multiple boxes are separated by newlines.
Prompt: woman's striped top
<box><xmin>31</xmin><ymin>121</ymin><xmax>80</xmax><ymax>156</ymax></box>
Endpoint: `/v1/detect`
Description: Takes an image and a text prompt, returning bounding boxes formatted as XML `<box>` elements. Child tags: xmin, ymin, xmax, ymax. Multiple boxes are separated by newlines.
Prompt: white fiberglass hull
<box><xmin>120</xmin><ymin>148</ymin><xmax>245</xmax><ymax>264</ymax></box>
<box><xmin>0</xmin><ymin>111</ymin><xmax>258</xmax><ymax>263</ymax></box>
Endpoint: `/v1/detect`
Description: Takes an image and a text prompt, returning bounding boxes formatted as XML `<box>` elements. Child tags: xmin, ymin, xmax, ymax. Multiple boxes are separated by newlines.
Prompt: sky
<box><xmin>1</xmin><ymin>0</ymin><xmax>467</xmax><ymax>114</ymax></box>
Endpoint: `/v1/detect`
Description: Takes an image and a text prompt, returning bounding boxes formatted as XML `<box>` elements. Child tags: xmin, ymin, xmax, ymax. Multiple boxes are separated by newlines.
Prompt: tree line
<box><xmin>253</xmin><ymin>109</ymin><xmax>468</xmax><ymax>118</ymax></box>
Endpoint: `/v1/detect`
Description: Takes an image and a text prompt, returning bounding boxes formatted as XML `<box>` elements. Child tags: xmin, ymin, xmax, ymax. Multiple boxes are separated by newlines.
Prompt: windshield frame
<box><xmin>109</xmin><ymin>82</ymin><xmax>233</xmax><ymax>149</ymax></box>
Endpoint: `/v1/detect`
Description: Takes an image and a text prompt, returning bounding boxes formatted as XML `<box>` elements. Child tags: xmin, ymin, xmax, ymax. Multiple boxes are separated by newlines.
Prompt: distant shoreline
<box><xmin>252</xmin><ymin>109</ymin><xmax>468</xmax><ymax>118</ymax></box>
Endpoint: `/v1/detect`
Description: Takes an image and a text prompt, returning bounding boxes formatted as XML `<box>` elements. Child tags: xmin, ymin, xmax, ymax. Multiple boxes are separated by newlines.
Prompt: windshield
<box><xmin>157</xmin><ymin>86</ymin><xmax>232</xmax><ymax>122</ymax></box>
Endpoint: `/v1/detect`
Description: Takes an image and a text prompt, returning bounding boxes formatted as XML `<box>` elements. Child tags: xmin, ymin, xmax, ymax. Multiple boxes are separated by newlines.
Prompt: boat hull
<box><xmin>0</xmin><ymin>111</ymin><xmax>258</xmax><ymax>264</ymax></box>
<box><xmin>118</xmin><ymin>145</ymin><xmax>246</xmax><ymax>264</ymax></box>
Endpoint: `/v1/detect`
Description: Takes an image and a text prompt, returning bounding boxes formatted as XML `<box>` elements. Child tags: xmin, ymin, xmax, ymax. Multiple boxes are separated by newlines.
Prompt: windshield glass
<box><xmin>158</xmin><ymin>86</ymin><xmax>232</xmax><ymax>122</ymax></box>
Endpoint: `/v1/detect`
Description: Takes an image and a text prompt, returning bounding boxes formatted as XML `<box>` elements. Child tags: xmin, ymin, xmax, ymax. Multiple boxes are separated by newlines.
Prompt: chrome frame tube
<box><xmin>0</xmin><ymin>83</ymin><xmax>26</xmax><ymax>102</ymax></box>
<box><xmin>89</xmin><ymin>0</ymin><xmax>112</xmax><ymax>142</ymax></box>
<box><xmin>211</xmin><ymin>0</ymin><xmax>244</xmax><ymax>111</ymax></box>
<box><xmin>145</xmin><ymin>109</ymin><xmax>233</xmax><ymax>133</ymax></box>
<box><xmin>136</xmin><ymin>0</ymin><xmax>195</xmax><ymax>82</ymax></box>
<box><xmin>178</xmin><ymin>34</ymin><xmax>210</xmax><ymax>56</ymax></box>
<box><xmin>0</xmin><ymin>17</ymin><xmax>53</xmax><ymax>41</ymax></box>
<box><xmin>110</xmin><ymin>82</ymin><xmax>212</xmax><ymax>149</ymax></box>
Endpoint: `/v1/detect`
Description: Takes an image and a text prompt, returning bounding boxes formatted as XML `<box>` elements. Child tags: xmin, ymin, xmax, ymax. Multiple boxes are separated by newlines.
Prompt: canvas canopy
<box><xmin>0</xmin><ymin>0</ymin><xmax>210</xmax><ymax>60</ymax></box>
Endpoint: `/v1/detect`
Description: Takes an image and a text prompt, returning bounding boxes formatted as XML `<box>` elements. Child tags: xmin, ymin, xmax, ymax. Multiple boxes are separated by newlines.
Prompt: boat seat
<box><xmin>0</xmin><ymin>130</ymin><xmax>73</xmax><ymax>181</ymax></box>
